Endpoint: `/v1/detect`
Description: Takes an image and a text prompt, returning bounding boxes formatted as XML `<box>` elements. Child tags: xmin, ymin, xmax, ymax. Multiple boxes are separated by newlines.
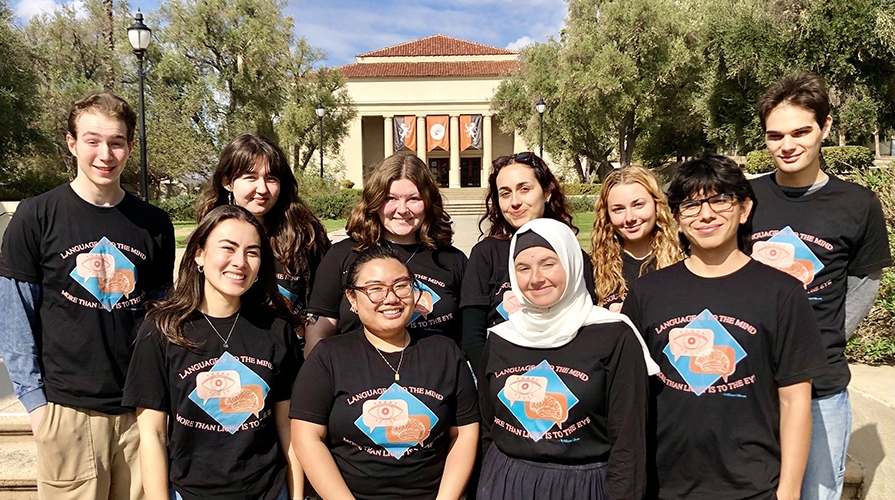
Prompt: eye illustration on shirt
<box><xmin>76</xmin><ymin>253</ymin><xmax>116</xmax><ymax>279</ymax></box>
<box><xmin>503</xmin><ymin>375</ymin><xmax>549</xmax><ymax>404</ymax></box>
<box><xmin>196</xmin><ymin>370</ymin><xmax>243</xmax><ymax>404</ymax></box>
<box><xmin>509</xmin><ymin>377</ymin><xmax>542</xmax><ymax>395</ymax></box>
<box><xmin>362</xmin><ymin>399</ymin><xmax>410</xmax><ymax>431</ymax></box>
<box><xmin>752</xmin><ymin>241</ymin><xmax>795</xmax><ymax>270</ymax></box>
<box><xmin>667</xmin><ymin>328</ymin><xmax>715</xmax><ymax>361</ymax></box>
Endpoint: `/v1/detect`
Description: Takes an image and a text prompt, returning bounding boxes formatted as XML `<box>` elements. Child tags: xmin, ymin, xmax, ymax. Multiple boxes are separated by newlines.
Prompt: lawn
<box><xmin>572</xmin><ymin>212</ymin><xmax>595</xmax><ymax>252</ymax></box>
<box><xmin>173</xmin><ymin>219</ymin><xmax>347</xmax><ymax>248</ymax></box>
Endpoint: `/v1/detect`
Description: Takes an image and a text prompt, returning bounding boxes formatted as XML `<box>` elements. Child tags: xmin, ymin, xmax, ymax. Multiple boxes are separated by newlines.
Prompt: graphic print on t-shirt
<box><xmin>495</xmin><ymin>290</ymin><xmax>522</xmax><ymax>320</ymax></box>
<box><xmin>752</xmin><ymin>226</ymin><xmax>824</xmax><ymax>288</ymax></box>
<box><xmin>498</xmin><ymin>360</ymin><xmax>579</xmax><ymax>442</ymax></box>
<box><xmin>278</xmin><ymin>284</ymin><xmax>297</xmax><ymax>304</ymax></box>
<box><xmin>353</xmin><ymin>383</ymin><xmax>439</xmax><ymax>459</ymax></box>
<box><xmin>663</xmin><ymin>309</ymin><xmax>747</xmax><ymax>396</ymax></box>
<box><xmin>411</xmin><ymin>281</ymin><xmax>439</xmax><ymax>322</ymax></box>
<box><xmin>69</xmin><ymin>236</ymin><xmax>137</xmax><ymax>311</ymax></box>
<box><xmin>188</xmin><ymin>351</ymin><xmax>270</xmax><ymax>434</ymax></box>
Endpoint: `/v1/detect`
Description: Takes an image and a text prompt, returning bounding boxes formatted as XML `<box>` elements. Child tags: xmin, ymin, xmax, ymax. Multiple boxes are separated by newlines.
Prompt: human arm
<box><xmin>275</xmin><ymin>400</ymin><xmax>303</xmax><ymax>500</ymax></box>
<box><xmin>303</xmin><ymin>315</ymin><xmax>338</xmax><ymax>358</ymax></box>
<box><xmin>292</xmin><ymin>419</ymin><xmax>355</xmax><ymax>500</ymax></box>
<box><xmin>844</xmin><ymin>272</ymin><xmax>881</xmax><ymax>339</ymax></box>
<box><xmin>776</xmin><ymin>381</ymin><xmax>813</xmax><ymax>500</ymax></box>
<box><xmin>135</xmin><ymin>408</ymin><xmax>169</xmax><ymax>500</ymax></box>
<box><xmin>436</xmin><ymin>423</ymin><xmax>480</xmax><ymax>500</ymax></box>
<box><xmin>605</xmin><ymin>325</ymin><xmax>649</xmax><ymax>500</ymax></box>
<box><xmin>461</xmin><ymin>306</ymin><xmax>488</xmax><ymax>371</ymax></box>
<box><xmin>0</xmin><ymin>277</ymin><xmax>46</xmax><ymax>432</ymax></box>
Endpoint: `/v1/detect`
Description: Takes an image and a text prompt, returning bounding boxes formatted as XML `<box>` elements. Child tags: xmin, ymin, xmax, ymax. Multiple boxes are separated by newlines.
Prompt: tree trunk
<box><xmin>838</xmin><ymin>128</ymin><xmax>846</xmax><ymax>147</ymax></box>
<box><xmin>573</xmin><ymin>156</ymin><xmax>586</xmax><ymax>183</ymax></box>
<box><xmin>618</xmin><ymin>109</ymin><xmax>636</xmax><ymax>166</ymax></box>
<box><xmin>874</xmin><ymin>128</ymin><xmax>880</xmax><ymax>158</ymax></box>
<box><xmin>102</xmin><ymin>0</ymin><xmax>115</xmax><ymax>92</ymax></box>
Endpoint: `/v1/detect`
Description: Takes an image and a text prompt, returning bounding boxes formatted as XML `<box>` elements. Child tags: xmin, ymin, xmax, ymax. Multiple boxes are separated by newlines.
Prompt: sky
<box><xmin>12</xmin><ymin>0</ymin><xmax>569</xmax><ymax>66</ymax></box>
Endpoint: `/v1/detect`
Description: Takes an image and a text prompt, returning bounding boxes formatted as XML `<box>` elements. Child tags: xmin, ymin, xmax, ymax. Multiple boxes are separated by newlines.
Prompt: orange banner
<box><xmin>393</xmin><ymin>116</ymin><xmax>416</xmax><ymax>151</ymax></box>
<box><xmin>459</xmin><ymin>115</ymin><xmax>483</xmax><ymax>151</ymax></box>
<box><xmin>426</xmin><ymin>115</ymin><xmax>449</xmax><ymax>152</ymax></box>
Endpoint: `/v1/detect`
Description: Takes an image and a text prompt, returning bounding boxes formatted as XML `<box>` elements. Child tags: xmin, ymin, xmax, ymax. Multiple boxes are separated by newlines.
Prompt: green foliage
<box><xmin>743</xmin><ymin>150</ymin><xmax>775</xmax><ymax>174</ymax></box>
<box><xmin>305</xmin><ymin>191</ymin><xmax>360</xmax><ymax>219</ymax></box>
<box><xmin>742</xmin><ymin>146</ymin><xmax>875</xmax><ymax>175</ymax></box>
<box><xmin>822</xmin><ymin>146</ymin><xmax>876</xmax><ymax>175</ymax></box>
<box><xmin>566</xmin><ymin>195</ymin><xmax>598</xmax><ymax>214</ymax></box>
<box><xmin>154</xmin><ymin>192</ymin><xmax>199</xmax><ymax>221</ymax></box>
<box><xmin>562</xmin><ymin>183</ymin><xmax>602</xmax><ymax>195</ymax></box>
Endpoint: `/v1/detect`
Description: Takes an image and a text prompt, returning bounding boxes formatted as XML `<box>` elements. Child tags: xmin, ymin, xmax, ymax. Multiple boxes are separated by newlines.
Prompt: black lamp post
<box><xmin>128</xmin><ymin>10</ymin><xmax>151</xmax><ymax>201</ymax></box>
<box><xmin>536</xmin><ymin>96</ymin><xmax>547</xmax><ymax>158</ymax></box>
<box><xmin>315</xmin><ymin>102</ymin><xmax>325</xmax><ymax>178</ymax></box>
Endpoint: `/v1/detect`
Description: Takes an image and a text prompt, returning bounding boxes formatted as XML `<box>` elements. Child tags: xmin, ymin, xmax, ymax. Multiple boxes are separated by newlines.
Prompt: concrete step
<box><xmin>842</xmin><ymin>455</ymin><xmax>864</xmax><ymax>500</ymax></box>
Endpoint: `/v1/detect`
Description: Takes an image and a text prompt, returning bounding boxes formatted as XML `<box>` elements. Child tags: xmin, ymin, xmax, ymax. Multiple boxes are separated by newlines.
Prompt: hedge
<box><xmin>154</xmin><ymin>192</ymin><xmax>199</xmax><ymax>221</ymax></box>
<box><xmin>743</xmin><ymin>146</ymin><xmax>875</xmax><ymax>175</ymax></box>
<box><xmin>306</xmin><ymin>190</ymin><xmax>361</xmax><ymax>219</ymax></box>
<box><xmin>562</xmin><ymin>183</ymin><xmax>602</xmax><ymax>195</ymax></box>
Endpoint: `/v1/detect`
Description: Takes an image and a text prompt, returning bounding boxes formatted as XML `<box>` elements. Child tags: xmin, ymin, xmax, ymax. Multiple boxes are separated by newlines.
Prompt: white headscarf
<box><xmin>489</xmin><ymin>218</ymin><xmax>660</xmax><ymax>375</ymax></box>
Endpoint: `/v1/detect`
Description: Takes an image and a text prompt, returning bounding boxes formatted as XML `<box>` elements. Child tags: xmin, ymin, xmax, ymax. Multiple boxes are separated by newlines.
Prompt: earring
<box><xmin>197</xmin><ymin>265</ymin><xmax>204</xmax><ymax>273</ymax></box>
<box><xmin>253</xmin><ymin>276</ymin><xmax>258</xmax><ymax>283</ymax></box>
<box><xmin>227</xmin><ymin>191</ymin><xmax>234</xmax><ymax>205</ymax></box>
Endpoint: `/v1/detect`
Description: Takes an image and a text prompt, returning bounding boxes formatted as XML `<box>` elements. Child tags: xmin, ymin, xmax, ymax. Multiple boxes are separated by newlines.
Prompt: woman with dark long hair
<box><xmin>123</xmin><ymin>205</ymin><xmax>303</xmax><ymax>500</ymax></box>
<box><xmin>304</xmin><ymin>152</ymin><xmax>467</xmax><ymax>356</ymax></box>
<box><xmin>196</xmin><ymin>132</ymin><xmax>330</xmax><ymax>317</ymax></box>
<box><xmin>460</xmin><ymin>152</ymin><xmax>594</xmax><ymax>370</ymax></box>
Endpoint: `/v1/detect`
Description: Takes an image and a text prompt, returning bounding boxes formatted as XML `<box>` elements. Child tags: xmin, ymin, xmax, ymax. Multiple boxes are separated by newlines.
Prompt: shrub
<box><xmin>306</xmin><ymin>191</ymin><xmax>360</xmax><ymax>219</ymax></box>
<box><xmin>562</xmin><ymin>183</ymin><xmax>602</xmax><ymax>195</ymax></box>
<box><xmin>566</xmin><ymin>195</ymin><xmax>597</xmax><ymax>214</ymax></box>
<box><xmin>742</xmin><ymin>146</ymin><xmax>875</xmax><ymax>176</ymax></box>
<box><xmin>340</xmin><ymin>179</ymin><xmax>355</xmax><ymax>189</ymax></box>
<box><xmin>155</xmin><ymin>192</ymin><xmax>199</xmax><ymax>221</ymax></box>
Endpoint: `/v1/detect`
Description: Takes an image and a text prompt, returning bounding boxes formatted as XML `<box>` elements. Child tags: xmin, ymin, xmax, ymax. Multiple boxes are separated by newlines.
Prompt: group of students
<box><xmin>0</xmin><ymin>73</ymin><xmax>890</xmax><ymax>500</ymax></box>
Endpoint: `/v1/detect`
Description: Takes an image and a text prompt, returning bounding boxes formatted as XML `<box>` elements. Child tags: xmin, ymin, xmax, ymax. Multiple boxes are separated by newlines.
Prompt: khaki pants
<box><xmin>34</xmin><ymin>402</ymin><xmax>143</xmax><ymax>500</ymax></box>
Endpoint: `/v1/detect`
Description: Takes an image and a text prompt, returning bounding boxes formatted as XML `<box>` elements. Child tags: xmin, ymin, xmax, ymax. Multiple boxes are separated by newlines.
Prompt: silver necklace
<box><xmin>386</xmin><ymin>240</ymin><xmax>420</xmax><ymax>264</ymax></box>
<box><xmin>202</xmin><ymin>310</ymin><xmax>240</xmax><ymax>349</ymax></box>
<box><xmin>375</xmin><ymin>334</ymin><xmax>409</xmax><ymax>381</ymax></box>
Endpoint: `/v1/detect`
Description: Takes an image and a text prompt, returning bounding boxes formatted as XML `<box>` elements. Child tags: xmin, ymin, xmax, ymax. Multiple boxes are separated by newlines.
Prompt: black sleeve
<box><xmin>462</xmin><ymin>306</ymin><xmax>488</xmax><ymax>372</ymax></box>
<box><xmin>773</xmin><ymin>284</ymin><xmax>829</xmax><ymax>387</ymax></box>
<box><xmin>307</xmin><ymin>243</ymin><xmax>348</xmax><ymax>319</ymax></box>
<box><xmin>122</xmin><ymin>322</ymin><xmax>170</xmax><ymax>411</ymax></box>
<box><xmin>289</xmin><ymin>341</ymin><xmax>335</xmax><ymax>423</ymax></box>
<box><xmin>582</xmin><ymin>250</ymin><xmax>598</xmax><ymax>304</ymax></box>
<box><xmin>151</xmin><ymin>217</ymin><xmax>176</xmax><ymax>297</ymax></box>
<box><xmin>0</xmin><ymin>199</ymin><xmax>42</xmax><ymax>282</ymax></box>
<box><xmin>477</xmin><ymin>340</ymin><xmax>495</xmax><ymax>457</ymax></box>
<box><xmin>271</xmin><ymin>320</ymin><xmax>303</xmax><ymax>402</ymax></box>
<box><xmin>605</xmin><ymin>326</ymin><xmax>648</xmax><ymax>500</ymax></box>
<box><xmin>848</xmin><ymin>192</ymin><xmax>893</xmax><ymax>276</ymax></box>
<box><xmin>460</xmin><ymin>241</ymin><xmax>492</xmax><ymax>309</ymax></box>
<box><xmin>620</xmin><ymin>287</ymin><xmax>645</xmax><ymax>339</ymax></box>
<box><xmin>452</xmin><ymin>345</ymin><xmax>480</xmax><ymax>427</ymax></box>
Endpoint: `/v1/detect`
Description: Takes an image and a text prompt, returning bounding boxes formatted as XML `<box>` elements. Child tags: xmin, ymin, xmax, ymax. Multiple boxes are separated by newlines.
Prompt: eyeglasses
<box><xmin>351</xmin><ymin>278</ymin><xmax>415</xmax><ymax>303</ymax></box>
<box><xmin>678</xmin><ymin>193</ymin><xmax>736</xmax><ymax>218</ymax></box>
<box><xmin>495</xmin><ymin>151</ymin><xmax>543</xmax><ymax>169</ymax></box>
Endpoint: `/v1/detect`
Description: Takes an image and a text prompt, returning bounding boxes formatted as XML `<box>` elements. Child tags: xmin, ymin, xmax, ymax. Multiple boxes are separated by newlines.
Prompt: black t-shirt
<box><xmin>750</xmin><ymin>174</ymin><xmax>892</xmax><ymax>397</ymax></box>
<box><xmin>289</xmin><ymin>330</ymin><xmax>480</xmax><ymax>500</ymax></box>
<box><xmin>459</xmin><ymin>237</ymin><xmax>599</xmax><ymax>367</ymax></box>
<box><xmin>622</xmin><ymin>260</ymin><xmax>828</xmax><ymax>500</ymax></box>
<box><xmin>478</xmin><ymin>324</ymin><xmax>648</xmax><ymax>499</ymax></box>
<box><xmin>307</xmin><ymin>238</ymin><xmax>467</xmax><ymax>343</ymax></box>
<box><xmin>600</xmin><ymin>252</ymin><xmax>657</xmax><ymax>311</ymax></box>
<box><xmin>122</xmin><ymin>308</ymin><xmax>301</xmax><ymax>500</ymax></box>
<box><xmin>0</xmin><ymin>185</ymin><xmax>175</xmax><ymax>414</ymax></box>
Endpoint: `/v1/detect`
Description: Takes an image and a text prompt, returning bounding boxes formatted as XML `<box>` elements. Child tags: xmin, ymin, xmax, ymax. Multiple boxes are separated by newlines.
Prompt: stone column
<box><xmin>482</xmin><ymin>115</ymin><xmax>493</xmax><ymax>187</ymax></box>
<box><xmin>449</xmin><ymin>115</ymin><xmax>460</xmax><ymax>188</ymax></box>
<box><xmin>384</xmin><ymin>116</ymin><xmax>394</xmax><ymax>158</ymax></box>
<box><xmin>416</xmin><ymin>115</ymin><xmax>426</xmax><ymax>160</ymax></box>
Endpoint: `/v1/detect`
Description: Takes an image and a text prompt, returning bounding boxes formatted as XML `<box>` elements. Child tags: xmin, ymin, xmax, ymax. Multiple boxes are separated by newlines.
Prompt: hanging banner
<box><xmin>426</xmin><ymin>115</ymin><xmax>450</xmax><ymax>152</ymax></box>
<box><xmin>393</xmin><ymin>116</ymin><xmax>416</xmax><ymax>151</ymax></box>
<box><xmin>460</xmin><ymin>115</ymin><xmax>483</xmax><ymax>151</ymax></box>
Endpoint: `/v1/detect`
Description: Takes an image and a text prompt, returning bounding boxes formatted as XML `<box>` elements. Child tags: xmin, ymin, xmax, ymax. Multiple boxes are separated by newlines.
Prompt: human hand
<box><xmin>28</xmin><ymin>404</ymin><xmax>47</xmax><ymax>436</ymax></box>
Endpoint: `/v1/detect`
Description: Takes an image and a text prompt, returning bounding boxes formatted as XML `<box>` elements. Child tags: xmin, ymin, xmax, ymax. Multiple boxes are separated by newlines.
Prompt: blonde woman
<box><xmin>591</xmin><ymin>166</ymin><xmax>680</xmax><ymax>311</ymax></box>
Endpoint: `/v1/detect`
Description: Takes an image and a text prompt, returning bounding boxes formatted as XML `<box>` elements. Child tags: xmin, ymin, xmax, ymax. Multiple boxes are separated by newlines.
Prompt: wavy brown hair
<box><xmin>591</xmin><ymin>166</ymin><xmax>681</xmax><ymax>302</ymax></box>
<box><xmin>196</xmin><ymin>133</ymin><xmax>330</xmax><ymax>309</ymax></box>
<box><xmin>147</xmin><ymin>205</ymin><xmax>295</xmax><ymax>350</ymax></box>
<box><xmin>480</xmin><ymin>152</ymin><xmax>576</xmax><ymax>239</ymax></box>
<box><xmin>346</xmin><ymin>152</ymin><xmax>453</xmax><ymax>251</ymax></box>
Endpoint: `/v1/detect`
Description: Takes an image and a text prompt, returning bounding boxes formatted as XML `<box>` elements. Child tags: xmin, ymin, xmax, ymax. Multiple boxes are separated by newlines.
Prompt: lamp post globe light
<box><xmin>315</xmin><ymin>102</ymin><xmax>325</xmax><ymax>178</ymax></box>
<box><xmin>536</xmin><ymin>96</ymin><xmax>547</xmax><ymax>159</ymax></box>
<box><xmin>128</xmin><ymin>10</ymin><xmax>151</xmax><ymax>201</ymax></box>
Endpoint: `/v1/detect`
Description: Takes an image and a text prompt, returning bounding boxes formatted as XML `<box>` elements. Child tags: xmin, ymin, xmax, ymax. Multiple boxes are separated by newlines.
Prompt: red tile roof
<box><xmin>358</xmin><ymin>34</ymin><xmax>516</xmax><ymax>58</ymax></box>
<box><xmin>341</xmin><ymin>60</ymin><xmax>520</xmax><ymax>78</ymax></box>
